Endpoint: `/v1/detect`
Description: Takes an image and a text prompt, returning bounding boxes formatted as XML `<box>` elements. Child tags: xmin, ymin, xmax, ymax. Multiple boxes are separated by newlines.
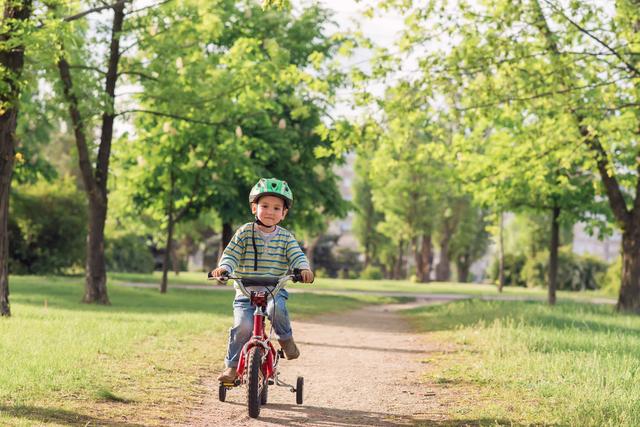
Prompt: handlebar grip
<box><xmin>292</xmin><ymin>268</ymin><xmax>303</xmax><ymax>283</ymax></box>
<box><xmin>207</xmin><ymin>270</ymin><xmax>229</xmax><ymax>280</ymax></box>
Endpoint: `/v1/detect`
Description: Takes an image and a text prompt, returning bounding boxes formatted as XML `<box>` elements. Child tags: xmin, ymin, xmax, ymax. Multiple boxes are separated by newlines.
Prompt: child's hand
<box><xmin>300</xmin><ymin>269</ymin><xmax>314</xmax><ymax>283</ymax></box>
<box><xmin>209</xmin><ymin>267</ymin><xmax>229</xmax><ymax>281</ymax></box>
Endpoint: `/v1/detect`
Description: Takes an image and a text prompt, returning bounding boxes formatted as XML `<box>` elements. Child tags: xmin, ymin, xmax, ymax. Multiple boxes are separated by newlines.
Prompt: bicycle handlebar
<box><xmin>207</xmin><ymin>269</ymin><xmax>303</xmax><ymax>299</ymax></box>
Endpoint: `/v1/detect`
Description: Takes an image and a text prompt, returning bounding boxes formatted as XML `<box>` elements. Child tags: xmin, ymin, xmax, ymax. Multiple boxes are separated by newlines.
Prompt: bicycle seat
<box><xmin>237</xmin><ymin>276</ymin><xmax>280</xmax><ymax>287</ymax></box>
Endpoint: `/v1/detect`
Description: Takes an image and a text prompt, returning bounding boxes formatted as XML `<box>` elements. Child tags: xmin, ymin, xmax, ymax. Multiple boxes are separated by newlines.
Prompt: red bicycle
<box><xmin>207</xmin><ymin>269</ymin><xmax>304</xmax><ymax>418</ymax></box>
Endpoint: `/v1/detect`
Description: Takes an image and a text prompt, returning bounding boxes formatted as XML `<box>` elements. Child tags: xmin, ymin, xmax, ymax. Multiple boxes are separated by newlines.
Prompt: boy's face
<box><xmin>252</xmin><ymin>195</ymin><xmax>288</xmax><ymax>227</ymax></box>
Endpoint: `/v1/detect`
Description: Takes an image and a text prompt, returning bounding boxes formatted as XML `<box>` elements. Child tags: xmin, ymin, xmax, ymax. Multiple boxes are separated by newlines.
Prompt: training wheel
<box><xmin>296</xmin><ymin>376</ymin><xmax>304</xmax><ymax>405</ymax></box>
<box><xmin>218</xmin><ymin>383</ymin><xmax>226</xmax><ymax>402</ymax></box>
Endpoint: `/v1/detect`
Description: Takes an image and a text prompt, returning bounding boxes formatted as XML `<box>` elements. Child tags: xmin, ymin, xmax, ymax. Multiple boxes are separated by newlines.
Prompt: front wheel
<box><xmin>247</xmin><ymin>346</ymin><xmax>264</xmax><ymax>418</ymax></box>
<box><xmin>260</xmin><ymin>379</ymin><xmax>268</xmax><ymax>405</ymax></box>
<box><xmin>296</xmin><ymin>376</ymin><xmax>304</xmax><ymax>405</ymax></box>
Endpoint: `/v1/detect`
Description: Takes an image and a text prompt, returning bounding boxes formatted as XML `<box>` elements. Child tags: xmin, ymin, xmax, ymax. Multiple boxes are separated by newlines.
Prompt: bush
<box><xmin>106</xmin><ymin>234</ymin><xmax>155</xmax><ymax>273</ymax></box>
<box><xmin>9</xmin><ymin>179</ymin><xmax>86</xmax><ymax>274</ymax></box>
<box><xmin>489</xmin><ymin>253</ymin><xmax>527</xmax><ymax>287</ymax></box>
<box><xmin>313</xmin><ymin>267</ymin><xmax>328</xmax><ymax>278</ymax></box>
<box><xmin>521</xmin><ymin>247</ymin><xmax>607</xmax><ymax>291</ymax></box>
<box><xmin>360</xmin><ymin>265</ymin><xmax>383</xmax><ymax>280</ymax></box>
<box><xmin>601</xmin><ymin>256</ymin><xmax>621</xmax><ymax>296</ymax></box>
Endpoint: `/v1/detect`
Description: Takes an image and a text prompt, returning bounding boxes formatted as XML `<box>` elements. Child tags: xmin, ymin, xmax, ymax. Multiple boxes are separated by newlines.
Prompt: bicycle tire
<box><xmin>247</xmin><ymin>346</ymin><xmax>264</xmax><ymax>418</ymax></box>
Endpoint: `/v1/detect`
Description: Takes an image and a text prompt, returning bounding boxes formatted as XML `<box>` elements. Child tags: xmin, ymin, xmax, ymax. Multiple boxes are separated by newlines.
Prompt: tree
<box><xmin>52</xmin><ymin>0</ymin><xmax>178</xmax><ymax>303</ymax></box>
<box><xmin>374</xmin><ymin>0</ymin><xmax>626</xmax><ymax>305</ymax></box>
<box><xmin>113</xmin><ymin>0</ymin><xmax>349</xmax><ymax>291</ymax></box>
<box><xmin>448</xmin><ymin>199</ymin><xmax>490</xmax><ymax>283</ymax></box>
<box><xmin>0</xmin><ymin>0</ymin><xmax>33</xmax><ymax>316</ymax></box>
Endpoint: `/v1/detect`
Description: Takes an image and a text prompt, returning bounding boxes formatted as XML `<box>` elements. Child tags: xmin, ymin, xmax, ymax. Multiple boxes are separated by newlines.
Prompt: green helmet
<box><xmin>249</xmin><ymin>177</ymin><xmax>293</xmax><ymax>208</ymax></box>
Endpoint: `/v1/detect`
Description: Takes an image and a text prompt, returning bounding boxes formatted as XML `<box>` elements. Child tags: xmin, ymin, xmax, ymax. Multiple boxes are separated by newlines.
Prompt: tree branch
<box><xmin>581</xmin><ymin>126</ymin><xmax>632</xmax><ymax>228</ymax></box>
<box><xmin>455</xmin><ymin>77</ymin><xmax>632</xmax><ymax>112</ymax></box>
<box><xmin>57</xmin><ymin>53</ymin><xmax>99</xmax><ymax>203</ymax></box>
<box><xmin>95</xmin><ymin>1</ymin><xmax>125</xmax><ymax>194</ymax></box>
<box><xmin>63</xmin><ymin>0</ymin><xmax>128</xmax><ymax>22</ymax></box>
<box><xmin>116</xmin><ymin>109</ymin><xmax>228</xmax><ymax>126</ymax></box>
<box><xmin>541</xmin><ymin>0</ymin><xmax>640</xmax><ymax>78</ymax></box>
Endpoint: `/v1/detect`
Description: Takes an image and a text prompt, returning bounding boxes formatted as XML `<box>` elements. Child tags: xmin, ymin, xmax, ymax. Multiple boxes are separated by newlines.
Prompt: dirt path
<box><xmin>183</xmin><ymin>301</ymin><xmax>451</xmax><ymax>426</ymax></box>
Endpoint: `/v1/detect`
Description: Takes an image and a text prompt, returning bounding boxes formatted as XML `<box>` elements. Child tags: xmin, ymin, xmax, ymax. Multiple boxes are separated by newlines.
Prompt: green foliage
<box><xmin>112</xmin><ymin>0</ymin><xmax>349</xmax><ymax>245</ymax></box>
<box><xmin>490</xmin><ymin>253</ymin><xmax>527</xmax><ymax>287</ymax></box>
<box><xmin>360</xmin><ymin>265</ymin><xmax>383</xmax><ymax>280</ymax></box>
<box><xmin>9</xmin><ymin>178</ymin><xmax>86</xmax><ymax>274</ymax></box>
<box><xmin>105</xmin><ymin>234</ymin><xmax>155</xmax><ymax>274</ymax></box>
<box><xmin>521</xmin><ymin>247</ymin><xmax>607</xmax><ymax>291</ymax></box>
<box><xmin>602</xmin><ymin>256</ymin><xmax>622</xmax><ymax>296</ymax></box>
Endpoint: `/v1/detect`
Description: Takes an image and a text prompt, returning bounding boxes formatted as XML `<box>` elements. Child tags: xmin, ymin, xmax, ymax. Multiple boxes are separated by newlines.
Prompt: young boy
<box><xmin>210</xmin><ymin>177</ymin><xmax>314</xmax><ymax>383</ymax></box>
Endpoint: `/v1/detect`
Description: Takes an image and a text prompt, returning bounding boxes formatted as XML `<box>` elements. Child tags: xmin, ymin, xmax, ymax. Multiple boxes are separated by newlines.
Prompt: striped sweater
<box><xmin>218</xmin><ymin>223</ymin><xmax>310</xmax><ymax>295</ymax></box>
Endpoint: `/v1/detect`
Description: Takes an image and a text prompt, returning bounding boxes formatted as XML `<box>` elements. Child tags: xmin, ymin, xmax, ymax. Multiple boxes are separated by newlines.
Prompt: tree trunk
<box><xmin>435</xmin><ymin>234</ymin><xmax>451</xmax><ymax>281</ymax></box>
<box><xmin>57</xmin><ymin>3</ymin><xmax>124</xmax><ymax>304</ymax></box>
<box><xmin>414</xmin><ymin>235</ymin><xmax>432</xmax><ymax>283</ymax></box>
<box><xmin>160</xmin><ymin>209</ymin><xmax>174</xmax><ymax>294</ymax></box>
<box><xmin>456</xmin><ymin>254</ymin><xmax>471</xmax><ymax>283</ymax></box>
<box><xmin>393</xmin><ymin>239</ymin><xmax>404</xmax><ymax>279</ymax></box>
<box><xmin>161</xmin><ymin>165</ymin><xmax>176</xmax><ymax>293</ymax></box>
<box><xmin>218</xmin><ymin>222</ymin><xmax>234</xmax><ymax>264</ymax></box>
<box><xmin>0</xmin><ymin>0</ymin><xmax>34</xmax><ymax>316</ymax></box>
<box><xmin>618</xmin><ymin>227</ymin><xmax>640</xmax><ymax>312</ymax></box>
<box><xmin>422</xmin><ymin>235</ymin><xmax>433</xmax><ymax>282</ymax></box>
<box><xmin>84</xmin><ymin>202</ymin><xmax>109</xmax><ymax>303</ymax></box>
<box><xmin>548</xmin><ymin>206</ymin><xmax>560</xmax><ymax>305</ymax></box>
<box><xmin>498</xmin><ymin>211</ymin><xmax>505</xmax><ymax>293</ymax></box>
<box><xmin>413</xmin><ymin>236</ymin><xmax>424</xmax><ymax>281</ymax></box>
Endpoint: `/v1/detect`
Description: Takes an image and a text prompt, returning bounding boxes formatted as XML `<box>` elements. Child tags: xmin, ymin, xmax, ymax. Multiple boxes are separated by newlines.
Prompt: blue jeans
<box><xmin>224</xmin><ymin>289</ymin><xmax>292</xmax><ymax>368</ymax></box>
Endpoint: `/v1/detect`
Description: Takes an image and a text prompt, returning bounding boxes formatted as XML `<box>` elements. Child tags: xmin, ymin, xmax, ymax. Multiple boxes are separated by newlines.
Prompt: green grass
<box><xmin>110</xmin><ymin>271</ymin><xmax>615</xmax><ymax>303</ymax></box>
<box><xmin>0</xmin><ymin>275</ymin><xmax>402</xmax><ymax>426</ymax></box>
<box><xmin>404</xmin><ymin>299</ymin><xmax>640</xmax><ymax>426</ymax></box>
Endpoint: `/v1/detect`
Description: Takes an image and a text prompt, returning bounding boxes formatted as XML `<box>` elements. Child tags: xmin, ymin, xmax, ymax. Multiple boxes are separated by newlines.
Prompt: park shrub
<box><xmin>521</xmin><ymin>247</ymin><xmax>607</xmax><ymax>291</ymax></box>
<box><xmin>360</xmin><ymin>265</ymin><xmax>383</xmax><ymax>280</ymax></box>
<box><xmin>601</xmin><ymin>256</ymin><xmax>621</xmax><ymax>296</ymax></box>
<box><xmin>313</xmin><ymin>267</ymin><xmax>328</xmax><ymax>278</ymax></box>
<box><xmin>489</xmin><ymin>253</ymin><xmax>527</xmax><ymax>287</ymax></box>
<box><xmin>105</xmin><ymin>234</ymin><xmax>155</xmax><ymax>273</ymax></box>
<box><xmin>9</xmin><ymin>179</ymin><xmax>87</xmax><ymax>274</ymax></box>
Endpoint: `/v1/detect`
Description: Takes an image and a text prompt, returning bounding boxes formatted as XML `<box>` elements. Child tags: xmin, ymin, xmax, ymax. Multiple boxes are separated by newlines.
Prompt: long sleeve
<box><xmin>218</xmin><ymin>228</ymin><xmax>246</xmax><ymax>273</ymax></box>
<box><xmin>285</xmin><ymin>233</ymin><xmax>310</xmax><ymax>270</ymax></box>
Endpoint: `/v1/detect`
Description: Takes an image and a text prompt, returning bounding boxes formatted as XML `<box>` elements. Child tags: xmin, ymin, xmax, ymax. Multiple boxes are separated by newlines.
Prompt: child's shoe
<box><xmin>278</xmin><ymin>338</ymin><xmax>300</xmax><ymax>360</ymax></box>
<box><xmin>217</xmin><ymin>367</ymin><xmax>237</xmax><ymax>382</ymax></box>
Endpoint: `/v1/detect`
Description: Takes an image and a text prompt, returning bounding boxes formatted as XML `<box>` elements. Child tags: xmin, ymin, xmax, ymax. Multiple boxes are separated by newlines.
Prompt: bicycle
<box><xmin>207</xmin><ymin>269</ymin><xmax>305</xmax><ymax>418</ymax></box>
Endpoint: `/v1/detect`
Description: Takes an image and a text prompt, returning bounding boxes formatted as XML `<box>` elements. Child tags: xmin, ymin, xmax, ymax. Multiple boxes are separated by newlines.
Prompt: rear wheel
<box><xmin>296</xmin><ymin>376</ymin><xmax>304</xmax><ymax>405</ymax></box>
<box><xmin>247</xmin><ymin>346</ymin><xmax>264</xmax><ymax>418</ymax></box>
<box><xmin>218</xmin><ymin>384</ymin><xmax>226</xmax><ymax>402</ymax></box>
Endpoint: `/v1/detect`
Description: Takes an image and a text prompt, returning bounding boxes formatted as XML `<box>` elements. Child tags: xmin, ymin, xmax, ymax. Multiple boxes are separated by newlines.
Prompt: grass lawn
<box><xmin>404</xmin><ymin>299</ymin><xmax>640</xmax><ymax>426</ymax></box>
<box><xmin>111</xmin><ymin>271</ymin><xmax>615</xmax><ymax>302</ymax></box>
<box><xmin>0</xmin><ymin>275</ymin><xmax>403</xmax><ymax>426</ymax></box>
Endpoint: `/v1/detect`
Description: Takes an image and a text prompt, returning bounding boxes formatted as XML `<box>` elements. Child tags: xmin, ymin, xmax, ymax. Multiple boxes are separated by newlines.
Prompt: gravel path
<box><xmin>183</xmin><ymin>301</ymin><xmax>451</xmax><ymax>426</ymax></box>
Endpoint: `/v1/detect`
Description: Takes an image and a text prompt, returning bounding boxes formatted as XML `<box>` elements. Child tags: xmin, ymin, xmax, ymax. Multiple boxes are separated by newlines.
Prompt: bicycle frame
<box><xmin>235</xmin><ymin>290</ymin><xmax>279</xmax><ymax>381</ymax></box>
<box><xmin>209</xmin><ymin>270</ymin><xmax>305</xmax><ymax>417</ymax></box>
<box><xmin>218</xmin><ymin>273</ymin><xmax>295</xmax><ymax>384</ymax></box>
